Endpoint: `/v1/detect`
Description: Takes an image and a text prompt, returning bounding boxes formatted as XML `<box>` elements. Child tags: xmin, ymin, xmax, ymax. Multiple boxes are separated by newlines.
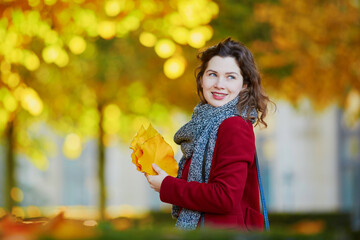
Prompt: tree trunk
<box><xmin>5</xmin><ymin>119</ymin><xmax>15</xmax><ymax>212</ymax></box>
<box><xmin>97</xmin><ymin>105</ymin><xmax>106</xmax><ymax>220</ymax></box>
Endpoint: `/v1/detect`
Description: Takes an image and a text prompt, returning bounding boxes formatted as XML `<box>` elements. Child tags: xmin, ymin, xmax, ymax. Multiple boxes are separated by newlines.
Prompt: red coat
<box><xmin>160</xmin><ymin>116</ymin><xmax>264</xmax><ymax>231</ymax></box>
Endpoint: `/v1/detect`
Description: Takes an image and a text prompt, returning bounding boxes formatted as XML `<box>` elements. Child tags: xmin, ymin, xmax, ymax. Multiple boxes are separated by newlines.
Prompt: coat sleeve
<box><xmin>159</xmin><ymin>116</ymin><xmax>255</xmax><ymax>214</ymax></box>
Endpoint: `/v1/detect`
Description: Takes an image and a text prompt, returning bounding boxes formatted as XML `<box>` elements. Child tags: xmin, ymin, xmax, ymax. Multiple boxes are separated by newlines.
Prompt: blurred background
<box><xmin>0</xmin><ymin>0</ymin><xmax>359</xmax><ymax>237</ymax></box>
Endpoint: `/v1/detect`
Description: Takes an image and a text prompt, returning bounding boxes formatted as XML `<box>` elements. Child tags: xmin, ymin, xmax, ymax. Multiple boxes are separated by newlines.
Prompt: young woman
<box><xmin>146</xmin><ymin>37</ymin><xmax>272</xmax><ymax>230</ymax></box>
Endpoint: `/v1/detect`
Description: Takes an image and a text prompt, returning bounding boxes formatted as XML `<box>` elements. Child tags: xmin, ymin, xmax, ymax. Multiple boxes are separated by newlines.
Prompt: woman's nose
<box><xmin>214</xmin><ymin>76</ymin><xmax>225</xmax><ymax>88</ymax></box>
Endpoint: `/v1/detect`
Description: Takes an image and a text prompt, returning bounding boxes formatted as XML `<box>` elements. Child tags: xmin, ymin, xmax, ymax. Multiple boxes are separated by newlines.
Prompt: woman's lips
<box><xmin>212</xmin><ymin>92</ymin><xmax>227</xmax><ymax>100</ymax></box>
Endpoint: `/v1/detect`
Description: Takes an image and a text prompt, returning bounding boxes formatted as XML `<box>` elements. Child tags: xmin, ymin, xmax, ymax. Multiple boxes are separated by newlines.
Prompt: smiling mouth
<box><xmin>212</xmin><ymin>92</ymin><xmax>227</xmax><ymax>97</ymax></box>
<box><xmin>211</xmin><ymin>92</ymin><xmax>227</xmax><ymax>100</ymax></box>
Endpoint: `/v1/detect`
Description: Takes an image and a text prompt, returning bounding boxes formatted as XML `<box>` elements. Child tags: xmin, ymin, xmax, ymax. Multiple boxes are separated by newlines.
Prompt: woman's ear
<box><xmin>242</xmin><ymin>83</ymin><xmax>248</xmax><ymax>89</ymax></box>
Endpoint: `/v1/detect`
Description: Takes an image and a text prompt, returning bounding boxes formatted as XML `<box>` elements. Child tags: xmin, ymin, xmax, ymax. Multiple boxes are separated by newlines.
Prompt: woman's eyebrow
<box><xmin>226</xmin><ymin>72</ymin><xmax>240</xmax><ymax>76</ymax></box>
<box><xmin>206</xmin><ymin>69</ymin><xmax>239</xmax><ymax>76</ymax></box>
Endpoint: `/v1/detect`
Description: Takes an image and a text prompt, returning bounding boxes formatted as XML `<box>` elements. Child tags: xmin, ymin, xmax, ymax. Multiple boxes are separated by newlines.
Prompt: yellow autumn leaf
<box><xmin>131</xmin><ymin>151</ymin><xmax>142</xmax><ymax>171</ymax></box>
<box><xmin>130</xmin><ymin>124</ymin><xmax>158</xmax><ymax>149</ymax></box>
<box><xmin>130</xmin><ymin>124</ymin><xmax>178</xmax><ymax>177</ymax></box>
<box><xmin>138</xmin><ymin>134</ymin><xmax>178</xmax><ymax>177</ymax></box>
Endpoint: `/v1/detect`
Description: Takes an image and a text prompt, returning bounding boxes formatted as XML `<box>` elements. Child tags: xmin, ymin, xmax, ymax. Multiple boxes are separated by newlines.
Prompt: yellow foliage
<box><xmin>139</xmin><ymin>32</ymin><xmax>157</xmax><ymax>47</ymax></box>
<box><xmin>164</xmin><ymin>56</ymin><xmax>186</xmax><ymax>79</ymax></box>
<box><xmin>130</xmin><ymin>124</ymin><xmax>178</xmax><ymax>177</ymax></box>
<box><xmin>63</xmin><ymin>133</ymin><xmax>82</xmax><ymax>159</ymax></box>
<box><xmin>155</xmin><ymin>39</ymin><xmax>176</xmax><ymax>58</ymax></box>
<box><xmin>253</xmin><ymin>0</ymin><xmax>360</xmax><ymax>111</ymax></box>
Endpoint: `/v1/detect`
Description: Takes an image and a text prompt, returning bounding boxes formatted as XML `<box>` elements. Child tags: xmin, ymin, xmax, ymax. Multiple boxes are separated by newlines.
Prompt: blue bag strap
<box><xmin>255</xmin><ymin>148</ymin><xmax>270</xmax><ymax>232</ymax></box>
<box><xmin>200</xmin><ymin>141</ymin><xmax>209</xmax><ymax>228</ymax></box>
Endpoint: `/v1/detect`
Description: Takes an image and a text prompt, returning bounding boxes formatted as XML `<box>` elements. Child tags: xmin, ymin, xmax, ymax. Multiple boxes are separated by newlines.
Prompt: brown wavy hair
<box><xmin>195</xmin><ymin>37</ymin><xmax>273</xmax><ymax>127</ymax></box>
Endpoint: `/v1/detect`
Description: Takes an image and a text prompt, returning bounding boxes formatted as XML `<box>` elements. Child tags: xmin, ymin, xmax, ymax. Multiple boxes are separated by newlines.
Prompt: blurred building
<box><xmin>255</xmin><ymin>100</ymin><xmax>360</xmax><ymax>231</ymax></box>
<box><xmin>255</xmin><ymin>101</ymin><xmax>359</xmax><ymax>215</ymax></box>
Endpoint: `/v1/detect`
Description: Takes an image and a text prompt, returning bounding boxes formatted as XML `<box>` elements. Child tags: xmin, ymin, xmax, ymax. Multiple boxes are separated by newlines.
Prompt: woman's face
<box><xmin>201</xmin><ymin>56</ymin><xmax>245</xmax><ymax>107</ymax></box>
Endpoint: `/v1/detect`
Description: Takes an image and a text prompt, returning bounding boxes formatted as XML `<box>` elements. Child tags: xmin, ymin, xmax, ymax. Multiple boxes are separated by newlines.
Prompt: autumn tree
<box><xmin>253</xmin><ymin>0</ymin><xmax>360</xmax><ymax>123</ymax></box>
<box><xmin>0</xmin><ymin>0</ymin><xmax>219</xmax><ymax>219</ymax></box>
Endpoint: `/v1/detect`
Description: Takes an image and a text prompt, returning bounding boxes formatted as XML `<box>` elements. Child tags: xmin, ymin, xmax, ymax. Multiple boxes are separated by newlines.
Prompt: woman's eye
<box><xmin>209</xmin><ymin>73</ymin><xmax>217</xmax><ymax>77</ymax></box>
<box><xmin>228</xmin><ymin>75</ymin><xmax>235</xmax><ymax>79</ymax></box>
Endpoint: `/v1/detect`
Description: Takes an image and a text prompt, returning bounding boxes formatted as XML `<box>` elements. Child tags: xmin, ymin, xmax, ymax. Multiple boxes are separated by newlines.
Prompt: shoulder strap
<box><xmin>255</xmin><ymin>149</ymin><xmax>270</xmax><ymax>232</ymax></box>
<box><xmin>200</xmin><ymin>141</ymin><xmax>209</xmax><ymax>228</ymax></box>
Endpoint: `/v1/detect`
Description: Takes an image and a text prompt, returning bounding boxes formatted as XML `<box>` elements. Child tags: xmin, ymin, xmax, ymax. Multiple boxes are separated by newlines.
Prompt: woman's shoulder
<box><xmin>220</xmin><ymin>116</ymin><xmax>253</xmax><ymax>130</ymax></box>
<box><xmin>217</xmin><ymin>116</ymin><xmax>254</xmax><ymax>139</ymax></box>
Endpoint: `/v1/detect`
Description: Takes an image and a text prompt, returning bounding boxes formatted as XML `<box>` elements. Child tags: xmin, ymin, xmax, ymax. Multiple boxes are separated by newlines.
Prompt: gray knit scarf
<box><xmin>172</xmin><ymin>96</ymin><xmax>257</xmax><ymax>230</ymax></box>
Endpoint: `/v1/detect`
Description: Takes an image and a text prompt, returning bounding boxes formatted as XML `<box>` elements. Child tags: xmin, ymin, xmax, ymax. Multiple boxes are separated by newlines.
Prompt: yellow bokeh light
<box><xmin>177</xmin><ymin>0</ymin><xmax>218</xmax><ymax>28</ymax></box>
<box><xmin>170</xmin><ymin>27</ymin><xmax>189</xmax><ymax>45</ymax></box>
<box><xmin>105</xmin><ymin>0</ymin><xmax>124</xmax><ymax>17</ymax></box>
<box><xmin>140</xmin><ymin>0</ymin><xmax>158</xmax><ymax>14</ymax></box>
<box><xmin>1</xmin><ymin>61</ymin><xmax>11</xmax><ymax>73</ymax></box>
<box><xmin>5</xmin><ymin>31</ymin><xmax>18</xmax><ymax>48</ymax></box>
<box><xmin>80</xmin><ymin>109</ymin><xmax>99</xmax><ymax>134</ymax></box>
<box><xmin>132</xmin><ymin>97</ymin><xmax>151</xmax><ymax>114</ymax></box>
<box><xmin>4</xmin><ymin>92</ymin><xmax>18</xmax><ymax>112</ymax></box>
<box><xmin>104</xmin><ymin>104</ymin><xmax>121</xmax><ymax>121</ymax></box>
<box><xmin>103</xmin><ymin>104</ymin><xmax>121</xmax><ymax>134</ymax></box>
<box><xmin>69</xmin><ymin>36</ymin><xmax>87</xmax><ymax>55</ymax></box>
<box><xmin>168</xmin><ymin>13</ymin><xmax>182</xmax><ymax>26</ymax></box>
<box><xmin>11</xmin><ymin>187</ymin><xmax>24</xmax><ymax>202</ymax></box>
<box><xmin>42</xmin><ymin>45</ymin><xmax>60</xmax><ymax>63</ymax></box>
<box><xmin>123</xmin><ymin>0</ymin><xmax>135</xmax><ymax>11</ymax></box>
<box><xmin>9</xmin><ymin>49</ymin><xmax>23</xmax><ymax>64</ymax></box>
<box><xmin>44</xmin><ymin>30</ymin><xmax>59</xmax><ymax>45</ymax></box>
<box><xmin>103</xmin><ymin>119</ymin><xmax>120</xmax><ymax>135</ymax></box>
<box><xmin>139</xmin><ymin>32</ymin><xmax>157</xmax><ymax>47</ymax></box>
<box><xmin>163</xmin><ymin>56</ymin><xmax>186</xmax><ymax>79</ymax></box>
<box><xmin>75</xmin><ymin>9</ymin><xmax>98</xmax><ymax>37</ymax></box>
<box><xmin>116</xmin><ymin>22</ymin><xmax>129</xmax><ymax>37</ymax></box>
<box><xmin>63</xmin><ymin>133</ymin><xmax>82</xmax><ymax>159</ymax></box>
<box><xmin>198</xmin><ymin>25</ymin><xmax>213</xmax><ymax>41</ymax></box>
<box><xmin>83</xmin><ymin>220</ymin><xmax>98</xmax><ymax>227</ymax></box>
<box><xmin>154</xmin><ymin>39</ymin><xmax>176</xmax><ymax>58</ymax></box>
<box><xmin>28</xmin><ymin>0</ymin><xmax>40</xmax><ymax>7</ymax></box>
<box><xmin>346</xmin><ymin>90</ymin><xmax>360</xmax><ymax>112</ymax></box>
<box><xmin>177</xmin><ymin>1</ymin><xmax>200</xmax><ymax>28</ymax></box>
<box><xmin>30</xmin><ymin>150</ymin><xmax>49</xmax><ymax>171</ymax></box>
<box><xmin>24</xmin><ymin>53</ymin><xmax>40</xmax><ymax>71</ymax></box>
<box><xmin>54</xmin><ymin>49</ymin><xmax>69</xmax><ymax>67</ymax></box>
<box><xmin>209</xmin><ymin>1</ymin><xmax>219</xmax><ymax>16</ymax></box>
<box><xmin>27</xmin><ymin>206</ymin><xmax>42</xmax><ymax>218</ymax></box>
<box><xmin>12</xmin><ymin>206</ymin><xmax>25</xmax><ymax>219</ymax></box>
<box><xmin>202</xmin><ymin>11</ymin><xmax>213</xmax><ymax>25</ymax></box>
<box><xmin>13</xmin><ymin>85</ymin><xmax>25</xmax><ymax>101</ymax></box>
<box><xmin>98</xmin><ymin>21</ymin><xmax>116</xmax><ymax>39</ymax></box>
<box><xmin>44</xmin><ymin>0</ymin><xmax>57</xmax><ymax>6</ymax></box>
<box><xmin>344</xmin><ymin>89</ymin><xmax>360</xmax><ymax>125</ymax></box>
<box><xmin>123</xmin><ymin>15</ymin><xmax>140</xmax><ymax>31</ymax></box>
<box><xmin>6</xmin><ymin>73</ymin><xmax>21</xmax><ymax>88</ymax></box>
<box><xmin>20</xmin><ymin>88</ymin><xmax>43</xmax><ymax>116</ymax></box>
<box><xmin>188</xmin><ymin>29</ymin><xmax>206</xmax><ymax>48</ymax></box>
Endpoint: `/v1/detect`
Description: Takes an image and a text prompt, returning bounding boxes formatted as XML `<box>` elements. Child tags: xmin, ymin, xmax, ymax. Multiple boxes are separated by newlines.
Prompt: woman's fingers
<box><xmin>144</xmin><ymin>165</ymin><xmax>168</xmax><ymax>193</ymax></box>
<box><xmin>152</xmin><ymin>163</ymin><xmax>164</xmax><ymax>175</ymax></box>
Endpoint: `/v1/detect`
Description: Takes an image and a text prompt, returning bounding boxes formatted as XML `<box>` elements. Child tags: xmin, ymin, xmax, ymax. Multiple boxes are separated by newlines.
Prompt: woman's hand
<box><xmin>145</xmin><ymin>163</ymin><xmax>168</xmax><ymax>192</ymax></box>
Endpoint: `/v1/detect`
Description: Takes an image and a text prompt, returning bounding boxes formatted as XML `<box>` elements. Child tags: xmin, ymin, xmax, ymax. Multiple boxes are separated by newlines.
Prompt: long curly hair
<box><xmin>195</xmin><ymin>37</ymin><xmax>273</xmax><ymax>127</ymax></box>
